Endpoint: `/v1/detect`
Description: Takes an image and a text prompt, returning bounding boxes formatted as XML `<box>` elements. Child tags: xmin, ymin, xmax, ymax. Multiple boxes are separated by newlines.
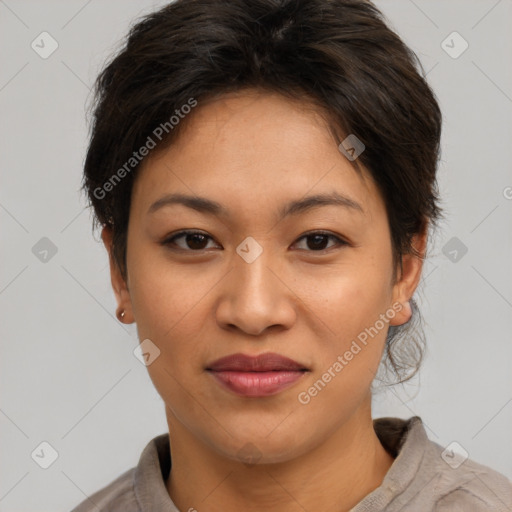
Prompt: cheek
<box><xmin>128</xmin><ymin>261</ymin><xmax>214</xmax><ymax>412</ymax></box>
<box><xmin>298</xmin><ymin>257</ymin><xmax>393</xmax><ymax>388</ymax></box>
<box><xmin>129</xmin><ymin>246</ymin><xmax>205</xmax><ymax>328</ymax></box>
<box><xmin>127</xmin><ymin>253</ymin><xmax>217</xmax><ymax>368</ymax></box>
<box><xmin>303</xmin><ymin>257</ymin><xmax>392</xmax><ymax>333</ymax></box>
<box><xmin>294</xmin><ymin>271</ymin><xmax>391</xmax><ymax>419</ymax></box>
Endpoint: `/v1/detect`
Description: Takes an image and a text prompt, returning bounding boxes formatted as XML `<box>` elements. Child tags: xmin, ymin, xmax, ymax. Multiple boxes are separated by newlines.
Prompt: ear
<box><xmin>101</xmin><ymin>226</ymin><xmax>134</xmax><ymax>323</ymax></box>
<box><xmin>389</xmin><ymin>224</ymin><xmax>428</xmax><ymax>326</ymax></box>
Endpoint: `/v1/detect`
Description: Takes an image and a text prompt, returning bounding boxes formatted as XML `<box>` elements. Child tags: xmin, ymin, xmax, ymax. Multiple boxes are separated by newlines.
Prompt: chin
<box><xmin>205</xmin><ymin>426</ymin><xmax>316</xmax><ymax>467</ymax></box>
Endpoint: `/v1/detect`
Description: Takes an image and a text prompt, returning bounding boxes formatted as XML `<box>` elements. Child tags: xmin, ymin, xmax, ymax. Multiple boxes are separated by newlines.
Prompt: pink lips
<box><xmin>206</xmin><ymin>352</ymin><xmax>308</xmax><ymax>397</ymax></box>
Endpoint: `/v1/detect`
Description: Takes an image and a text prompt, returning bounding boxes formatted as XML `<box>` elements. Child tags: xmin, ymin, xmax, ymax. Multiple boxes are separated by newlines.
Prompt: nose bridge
<box><xmin>216</xmin><ymin>237</ymin><xmax>295</xmax><ymax>335</ymax></box>
<box><xmin>233</xmin><ymin>238</ymin><xmax>276</xmax><ymax>310</ymax></box>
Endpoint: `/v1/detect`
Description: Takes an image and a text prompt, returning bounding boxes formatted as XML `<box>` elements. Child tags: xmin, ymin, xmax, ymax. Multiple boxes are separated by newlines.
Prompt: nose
<box><xmin>215</xmin><ymin>246</ymin><xmax>296</xmax><ymax>336</ymax></box>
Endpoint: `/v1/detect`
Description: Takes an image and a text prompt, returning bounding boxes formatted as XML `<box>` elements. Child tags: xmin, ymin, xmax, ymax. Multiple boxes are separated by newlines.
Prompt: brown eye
<box><xmin>162</xmin><ymin>230</ymin><xmax>347</xmax><ymax>253</ymax></box>
<box><xmin>162</xmin><ymin>231</ymin><xmax>218</xmax><ymax>251</ymax></box>
<box><xmin>293</xmin><ymin>232</ymin><xmax>348</xmax><ymax>252</ymax></box>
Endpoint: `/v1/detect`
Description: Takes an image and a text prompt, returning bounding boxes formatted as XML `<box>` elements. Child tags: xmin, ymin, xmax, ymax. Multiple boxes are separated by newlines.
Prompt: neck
<box><xmin>165</xmin><ymin>398</ymin><xmax>394</xmax><ymax>512</ymax></box>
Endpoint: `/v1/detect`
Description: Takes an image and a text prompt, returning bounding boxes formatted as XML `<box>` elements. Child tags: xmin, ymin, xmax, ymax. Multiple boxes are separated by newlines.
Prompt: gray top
<box><xmin>70</xmin><ymin>416</ymin><xmax>512</xmax><ymax>511</ymax></box>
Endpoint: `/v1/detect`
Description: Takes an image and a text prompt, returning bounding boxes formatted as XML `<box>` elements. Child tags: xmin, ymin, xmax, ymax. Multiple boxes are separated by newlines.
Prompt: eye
<box><xmin>162</xmin><ymin>230</ymin><xmax>220</xmax><ymax>251</ymax></box>
<box><xmin>292</xmin><ymin>231</ymin><xmax>348</xmax><ymax>252</ymax></box>
<box><xmin>161</xmin><ymin>230</ymin><xmax>348</xmax><ymax>253</ymax></box>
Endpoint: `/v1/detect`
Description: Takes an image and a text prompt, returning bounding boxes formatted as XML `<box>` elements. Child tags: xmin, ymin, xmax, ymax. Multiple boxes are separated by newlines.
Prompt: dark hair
<box><xmin>82</xmin><ymin>0</ymin><xmax>443</xmax><ymax>384</ymax></box>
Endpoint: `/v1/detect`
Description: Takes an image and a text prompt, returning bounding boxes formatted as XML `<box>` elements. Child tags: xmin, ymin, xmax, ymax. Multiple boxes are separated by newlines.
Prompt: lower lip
<box><xmin>208</xmin><ymin>370</ymin><xmax>306</xmax><ymax>397</ymax></box>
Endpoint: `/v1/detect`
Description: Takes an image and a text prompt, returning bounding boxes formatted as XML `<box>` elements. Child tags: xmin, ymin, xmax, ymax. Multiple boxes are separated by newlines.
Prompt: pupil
<box><xmin>187</xmin><ymin>234</ymin><xmax>207</xmax><ymax>249</ymax></box>
<box><xmin>308</xmin><ymin>235</ymin><xmax>328</xmax><ymax>250</ymax></box>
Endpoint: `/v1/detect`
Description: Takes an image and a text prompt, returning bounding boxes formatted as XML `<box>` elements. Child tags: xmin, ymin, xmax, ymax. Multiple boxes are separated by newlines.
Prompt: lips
<box><xmin>207</xmin><ymin>352</ymin><xmax>307</xmax><ymax>372</ymax></box>
<box><xmin>206</xmin><ymin>352</ymin><xmax>308</xmax><ymax>397</ymax></box>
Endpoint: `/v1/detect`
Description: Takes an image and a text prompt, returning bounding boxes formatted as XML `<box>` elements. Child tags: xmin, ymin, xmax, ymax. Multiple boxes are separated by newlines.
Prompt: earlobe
<box><xmin>390</xmin><ymin>300</ymin><xmax>412</xmax><ymax>326</ymax></box>
<box><xmin>101</xmin><ymin>226</ymin><xmax>134</xmax><ymax>324</ymax></box>
<box><xmin>389</xmin><ymin>227</ymin><xmax>428</xmax><ymax>326</ymax></box>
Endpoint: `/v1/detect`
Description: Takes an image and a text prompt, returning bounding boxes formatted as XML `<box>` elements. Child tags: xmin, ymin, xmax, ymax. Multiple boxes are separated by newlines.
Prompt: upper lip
<box><xmin>206</xmin><ymin>352</ymin><xmax>308</xmax><ymax>372</ymax></box>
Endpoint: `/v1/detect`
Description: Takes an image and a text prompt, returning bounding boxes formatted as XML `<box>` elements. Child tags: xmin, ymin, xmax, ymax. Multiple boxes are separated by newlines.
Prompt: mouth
<box><xmin>206</xmin><ymin>352</ymin><xmax>309</xmax><ymax>397</ymax></box>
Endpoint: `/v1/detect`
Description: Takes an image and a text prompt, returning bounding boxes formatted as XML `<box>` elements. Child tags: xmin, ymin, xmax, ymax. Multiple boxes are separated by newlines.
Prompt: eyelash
<box><xmin>161</xmin><ymin>230</ymin><xmax>348</xmax><ymax>253</ymax></box>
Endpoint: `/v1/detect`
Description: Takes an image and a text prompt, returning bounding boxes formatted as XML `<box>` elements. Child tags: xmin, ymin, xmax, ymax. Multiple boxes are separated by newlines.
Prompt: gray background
<box><xmin>1</xmin><ymin>0</ymin><xmax>511</xmax><ymax>510</ymax></box>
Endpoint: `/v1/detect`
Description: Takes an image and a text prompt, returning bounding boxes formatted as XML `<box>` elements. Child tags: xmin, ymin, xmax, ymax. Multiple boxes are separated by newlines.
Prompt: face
<box><xmin>104</xmin><ymin>89</ymin><xmax>423</xmax><ymax>464</ymax></box>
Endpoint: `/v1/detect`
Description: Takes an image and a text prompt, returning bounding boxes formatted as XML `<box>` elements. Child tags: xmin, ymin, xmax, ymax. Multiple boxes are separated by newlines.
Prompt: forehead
<box><xmin>131</xmin><ymin>89</ymin><xmax>383</xmax><ymax>223</ymax></box>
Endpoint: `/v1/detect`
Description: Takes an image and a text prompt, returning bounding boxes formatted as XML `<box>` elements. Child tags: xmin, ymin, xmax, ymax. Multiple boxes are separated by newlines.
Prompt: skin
<box><xmin>102</xmin><ymin>88</ymin><xmax>426</xmax><ymax>512</ymax></box>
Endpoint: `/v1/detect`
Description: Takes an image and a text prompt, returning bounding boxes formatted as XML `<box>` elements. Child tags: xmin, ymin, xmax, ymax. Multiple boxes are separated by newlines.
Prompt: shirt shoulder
<box><xmin>69</xmin><ymin>433</ymin><xmax>175</xmax><ymax>512</ymax></box>
<box><xmin>69</xmin><ymin>467</ymin><xmax>138</xmax><ymax>512</ymax></box>
<box><xmin>354</xmin><ymin>416</ymin><xmax>512</xmax><ymax>512</ymax></box>
<box><xmin>425</xmin><ymin>437</ymin><xmax>512</xmax><ymax>511</ymax></box>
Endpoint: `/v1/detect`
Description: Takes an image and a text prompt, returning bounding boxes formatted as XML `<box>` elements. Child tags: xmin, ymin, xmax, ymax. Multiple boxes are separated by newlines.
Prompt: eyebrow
<box><xmin>147</xmin><ymin>191</ymin><xmax>364</xmax><ymax>219</ymax></box>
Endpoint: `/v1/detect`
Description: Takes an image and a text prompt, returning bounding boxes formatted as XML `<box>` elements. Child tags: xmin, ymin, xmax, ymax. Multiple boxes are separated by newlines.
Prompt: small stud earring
<box><xmin>116</xmin><ymin>309</ymin><xmax>126</xmax><ymax>321</ymax></box>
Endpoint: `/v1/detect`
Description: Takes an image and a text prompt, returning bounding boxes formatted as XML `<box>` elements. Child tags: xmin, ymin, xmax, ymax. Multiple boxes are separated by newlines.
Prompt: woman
<box><xmin>72</xmin><ymin>0</ymin><xmax>512</xmax><ymax>510</ymax></box>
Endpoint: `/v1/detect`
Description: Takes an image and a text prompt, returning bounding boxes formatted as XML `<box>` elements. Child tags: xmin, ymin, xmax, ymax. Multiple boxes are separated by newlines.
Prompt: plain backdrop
<box><xmin>1</xmin><ymin>1</ymin><xmax>511</xmax><ymax>510</ymax></box>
